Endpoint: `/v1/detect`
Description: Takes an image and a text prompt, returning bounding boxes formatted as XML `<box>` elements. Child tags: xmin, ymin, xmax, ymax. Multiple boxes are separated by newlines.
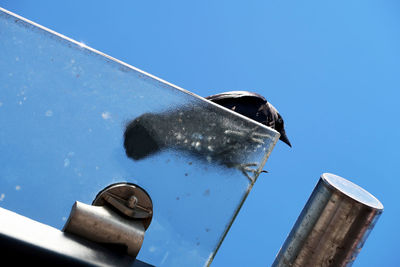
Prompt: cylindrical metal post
<box><xmin>63</xmin><ymin>201</ymin><xmax>145</xmax><ymax>258</ymax></box>
<box><xmin>272</xmin><ymin>173</ymin><xmax>383</xmax><ymax>267</ymax></box>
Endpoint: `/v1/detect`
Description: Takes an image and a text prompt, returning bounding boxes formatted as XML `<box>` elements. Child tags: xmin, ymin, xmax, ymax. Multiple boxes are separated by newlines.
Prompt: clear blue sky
<box><xmin>1</xmin><ymin>1</ymin><xmax>399</xmax><ymax>266</ymax></box>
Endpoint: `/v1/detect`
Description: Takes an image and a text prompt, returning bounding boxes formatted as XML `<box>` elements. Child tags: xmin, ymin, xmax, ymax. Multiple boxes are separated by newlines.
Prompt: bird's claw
<box><xmin>234</xmin><ymin>162</ymin><xmax>264</xmax><ymax>183</ymax></box>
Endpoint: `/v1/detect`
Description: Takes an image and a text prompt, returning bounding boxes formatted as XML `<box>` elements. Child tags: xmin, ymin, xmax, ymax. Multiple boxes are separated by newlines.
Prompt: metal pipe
<box><xmin>272</xmin><ymin>173</ymin><xmax>383</xmax><ymax>267</ymax></box>
<box><xmin>63</xmin><ymin>201</ymin><xmax>145</xmax><ymax>258</ymax></box>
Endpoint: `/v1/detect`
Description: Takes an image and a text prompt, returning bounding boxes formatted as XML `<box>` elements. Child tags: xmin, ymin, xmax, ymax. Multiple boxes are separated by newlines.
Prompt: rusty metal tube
<box><xmin>272</xmin><ymin>173</ymin><xmax>383</xmax><ymax>267</ymax></box>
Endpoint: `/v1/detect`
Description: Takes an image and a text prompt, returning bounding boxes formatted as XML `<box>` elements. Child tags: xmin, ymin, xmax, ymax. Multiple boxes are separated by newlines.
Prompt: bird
<box><xmin>123</xmin><ymin>91</ymin><xmax>290</xmax><ymax>182</ymax></box>
<box><xmin>205</xmin><ymin>91</ymin><xmax>291</xmax><ymax>147</ymax></box>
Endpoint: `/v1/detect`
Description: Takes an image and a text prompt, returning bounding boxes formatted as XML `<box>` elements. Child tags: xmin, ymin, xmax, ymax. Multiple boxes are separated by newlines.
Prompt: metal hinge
<box><xmin>63</xmin><ymin>183</ymin><xmax>153</xmax><ymax>259</ymax></box>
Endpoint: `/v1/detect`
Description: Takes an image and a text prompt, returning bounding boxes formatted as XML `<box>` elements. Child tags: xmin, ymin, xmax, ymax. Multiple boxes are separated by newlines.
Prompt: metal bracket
<box><xmin>93</xmin><ymin>183</ymin><xmax>153</xmax><ymax>229</ymax></box>
<box><xmin>0</xmin><ymin>206</ymin><xmax>153</xmax><ymax>266</ymax></box>
<box><xmin>63</xmin><ymin>183</ymin><xmax>153</xmax><ymax>258</ymax></box>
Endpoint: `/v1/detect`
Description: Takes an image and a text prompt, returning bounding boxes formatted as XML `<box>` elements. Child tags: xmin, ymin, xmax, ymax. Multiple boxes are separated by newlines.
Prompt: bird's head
<box><xmin>206</xmin><ymin>91</ymin><xmax>292</xmax><ymax>148</ymax></box>
<box><xmin>265</xmin><ymin>102</ymin><xmax>292</xmax><ymax>147</ymax></box>
<box><xmin>275</xmin><ymin>113</ymin><xmax>291</xmax><ymax>147</ymax></box>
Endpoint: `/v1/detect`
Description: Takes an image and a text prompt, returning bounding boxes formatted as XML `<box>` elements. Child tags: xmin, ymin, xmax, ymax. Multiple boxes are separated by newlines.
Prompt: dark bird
<box><xmin>205</xmin><ymin>91</ymin><xmax>291</xmax><ymax>147</ymax></box>
<box><xmin>123</xmin><ymin>91</ymin><xmax>289</xmax><ymax>182</ymax></box>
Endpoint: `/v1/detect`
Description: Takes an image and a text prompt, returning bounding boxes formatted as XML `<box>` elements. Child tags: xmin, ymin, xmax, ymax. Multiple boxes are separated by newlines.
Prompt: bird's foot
<box><xmin>233</xmin><ymin>162</ymin><xmax>261</xmax><ymax>183</ymax></box>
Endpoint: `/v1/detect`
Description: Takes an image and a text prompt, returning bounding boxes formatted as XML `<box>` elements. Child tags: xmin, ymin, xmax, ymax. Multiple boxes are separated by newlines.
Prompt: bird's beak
<box><xmin>279</xmin><ymin>132</ymin><xmax>292</xmax><ymax>147</ymax></box>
